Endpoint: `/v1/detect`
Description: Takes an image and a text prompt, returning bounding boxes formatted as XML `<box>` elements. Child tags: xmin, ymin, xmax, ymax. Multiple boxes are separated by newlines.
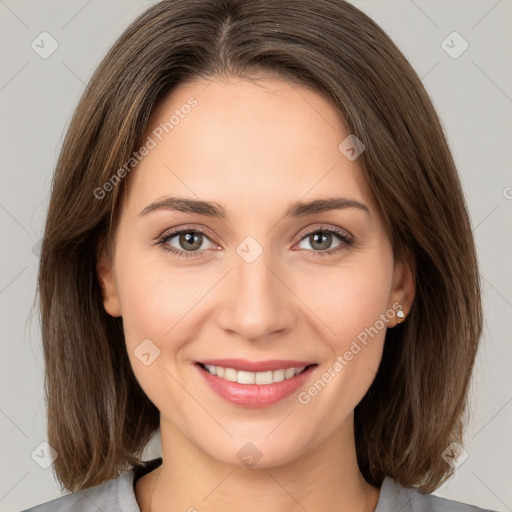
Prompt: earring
<box><xmin>396</xmin><ymin>309</ymin><xmax>405</xmax><ymax>324</ymax></box>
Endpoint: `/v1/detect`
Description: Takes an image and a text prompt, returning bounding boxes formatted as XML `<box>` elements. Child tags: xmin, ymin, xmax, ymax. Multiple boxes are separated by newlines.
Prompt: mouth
<box><xmin>197</xmin><ymin>362</ymin><xmax>316</xmax><ymax>384</ymax></box>
<box><xmin>194</xmin><ymin>360</ymin><xmax>319</xmax><ymax>408</ymax></box>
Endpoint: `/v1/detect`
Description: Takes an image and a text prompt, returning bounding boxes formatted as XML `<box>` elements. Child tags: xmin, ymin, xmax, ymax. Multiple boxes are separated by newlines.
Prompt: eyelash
<box><xmin>156</xmin><ymin>225</ymin><xmax>354</xmax><ymax>259</ymax></box>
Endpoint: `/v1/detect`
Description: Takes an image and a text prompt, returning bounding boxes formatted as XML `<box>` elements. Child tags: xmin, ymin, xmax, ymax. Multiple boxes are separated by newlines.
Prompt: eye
<box><xmin>157</xmin><ymin>227</ymin><xmax>218</xmax><ymax>259</ymax></box>
<box><xmin>294</xmin><ymin>226</ymin><xmax>353</xmax><ymax>257</ymax></box>
<box><xmin>157</xmin><ymin>225</ymin><xmax>353</xmax><ymax>259</ymax></box>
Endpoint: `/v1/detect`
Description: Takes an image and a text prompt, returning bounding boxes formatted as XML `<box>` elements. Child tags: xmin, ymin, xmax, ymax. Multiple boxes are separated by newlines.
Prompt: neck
<box><xmin>139</xmin><ymin>414</ymin><xmax>380</xmax><ymax>512</ymax></box>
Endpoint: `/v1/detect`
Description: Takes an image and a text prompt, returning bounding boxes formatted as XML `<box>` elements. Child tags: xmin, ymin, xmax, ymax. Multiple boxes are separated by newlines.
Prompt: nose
<box><xmin>216</xmin><ymin>248</ymin><xmax>297</xmax><ymax>342</ymax></box>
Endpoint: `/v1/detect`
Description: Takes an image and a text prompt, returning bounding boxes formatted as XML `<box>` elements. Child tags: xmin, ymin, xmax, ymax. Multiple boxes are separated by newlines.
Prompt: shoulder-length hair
<box><xmin>38</xmin><ymin>0</ymin><xmax>482</xmax><ymax>494</ymax></box>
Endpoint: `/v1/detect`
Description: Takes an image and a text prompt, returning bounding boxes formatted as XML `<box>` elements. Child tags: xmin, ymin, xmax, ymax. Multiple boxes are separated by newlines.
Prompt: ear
<box><xmin>387</xmin><ymin>248</ymin><xmax>416</xmax><ymax>327</ymax></box>
<box><xmin>96</xmin><ymin>237</ymin><xmax>122</xmax><ymax>317</ymax></box>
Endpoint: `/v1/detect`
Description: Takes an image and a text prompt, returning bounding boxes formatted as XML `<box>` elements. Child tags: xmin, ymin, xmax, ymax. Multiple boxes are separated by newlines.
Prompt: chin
<box><xmin>194</xmin><ymin>428</ymin><xmax>310</xmax><ymax>470</ymax></box>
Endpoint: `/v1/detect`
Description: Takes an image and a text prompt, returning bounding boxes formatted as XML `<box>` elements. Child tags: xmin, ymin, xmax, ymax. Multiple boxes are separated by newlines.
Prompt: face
<box><xmin>97</xmin><ymin>75</ymin><xmax>414</xmax><ymax>468</ymax></box>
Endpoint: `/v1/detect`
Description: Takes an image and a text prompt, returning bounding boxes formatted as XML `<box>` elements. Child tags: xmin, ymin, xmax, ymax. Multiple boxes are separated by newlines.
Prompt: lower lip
<box><xmin>195</xmin><ymin>363</ymin><xmax>317</xmax><ymax>408</ymax></box>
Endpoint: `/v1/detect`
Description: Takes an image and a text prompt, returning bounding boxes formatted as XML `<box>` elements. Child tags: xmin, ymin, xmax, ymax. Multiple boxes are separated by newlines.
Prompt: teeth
<box><xmin>284</xmin><ymin>368</ymin><xmax>296</xmax><ymax>379</ymax></box>
<box><xmin>202</xmin><ymin>364</ymin><xmax>306</xmax><ymax>384</ymax></box>
<box><xmin>205</xmin><ymin>364</ymin><xmax>217</xmax><ymax>376</ymax></box>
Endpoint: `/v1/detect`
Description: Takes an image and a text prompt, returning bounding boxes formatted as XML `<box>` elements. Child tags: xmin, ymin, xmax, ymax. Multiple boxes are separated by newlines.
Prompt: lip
<box><xmin>197</xmin><ymin>358</ymin><xmax>317</xmax><ymax>372</ymax></box>
<box><xmin>195</xmin><ymin>361</ymin><xmax>318</xmax><ymax>408</ymax></box>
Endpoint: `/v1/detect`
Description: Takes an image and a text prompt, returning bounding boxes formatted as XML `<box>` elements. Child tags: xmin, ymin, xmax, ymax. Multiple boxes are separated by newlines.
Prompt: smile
<box><xmin>200</xmin><ymin>363</ymin><xmax>307</xmax><ymax>385</ymax></box>
<box><xmin>195</xmin><ymin>360</ymin><xmax>318</xmax><ymax>408</ymax></box>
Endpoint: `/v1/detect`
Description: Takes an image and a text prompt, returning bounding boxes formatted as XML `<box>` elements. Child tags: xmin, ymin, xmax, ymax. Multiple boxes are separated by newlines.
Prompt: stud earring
<box><xmin>396</xmin><ymin>309</ymin><xmax>405</xmax><ymax>323</ymax></box>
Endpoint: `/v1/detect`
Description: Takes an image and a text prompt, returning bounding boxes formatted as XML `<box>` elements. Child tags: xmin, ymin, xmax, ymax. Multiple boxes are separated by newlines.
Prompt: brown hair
<box><xmin>38</xmin><ymin>0</ymin><xmax>482</xmax><ymax>494</ymax></box>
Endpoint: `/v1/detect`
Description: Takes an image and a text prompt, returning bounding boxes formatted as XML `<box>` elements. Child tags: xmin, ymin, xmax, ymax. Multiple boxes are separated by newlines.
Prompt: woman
<box><xmin>22</xmin><ymin>0</ymin><xmax>497</xmax><ymax>510</ymax></box>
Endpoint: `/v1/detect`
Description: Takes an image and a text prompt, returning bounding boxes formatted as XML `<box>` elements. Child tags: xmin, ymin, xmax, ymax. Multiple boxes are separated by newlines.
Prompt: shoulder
<box><xmin>376</xmin><ymin>476</ymin><xmax>499</xmax><ymax>512</ymax></box>
<box><xmin>18</xmin><ymin>468</ymin><xmax>140</xmax><ymax>512</ymax></box>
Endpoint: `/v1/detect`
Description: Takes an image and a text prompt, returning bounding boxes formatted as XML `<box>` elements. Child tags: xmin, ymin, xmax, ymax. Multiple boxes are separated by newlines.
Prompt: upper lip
<box><xmin>197</xmin><ymin>358</ymin><xmax>317</xmax><ymax>372</ymax></box>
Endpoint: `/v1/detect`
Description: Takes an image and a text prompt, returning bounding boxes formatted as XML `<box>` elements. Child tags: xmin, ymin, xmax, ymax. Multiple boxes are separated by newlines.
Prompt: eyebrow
<box><xmin>139</xmin><ymin>196</ymin><xmax>370</xmax><ymax>218</ymax></box>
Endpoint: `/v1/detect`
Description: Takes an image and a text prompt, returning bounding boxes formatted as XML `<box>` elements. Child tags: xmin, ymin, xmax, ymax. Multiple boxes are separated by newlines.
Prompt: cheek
<box><xmin>115</xmin><ymin>261</ymin><xmax>201</xmax><ymax>413</ymax></box>
<box><xmin>114</xmin><ymin>242</ymin><xmax>211</xmax><ymax>345</ymax></box>
<box><xmin>112</xmin><ymin>247</ymin><xmax>222</xmax><ymax>392</ymax></box>
<box><xmin>298</xmin><ymin>252</ymin><xmax>394</xmax><ymax>411</ymax></box>
<box><xmin>301</xmin><ymin>254</ymin><xmax>394</xmax><ymax>344</ymax></box>
<box><xmin>119</xmin><ymin>273</ymin><xmax>195</xmax><ymax>339</ymax></box>
<box><xmin>297</xmin><ymin>249</ymin><xmax>394</xmax><ymax>400</ymax></box>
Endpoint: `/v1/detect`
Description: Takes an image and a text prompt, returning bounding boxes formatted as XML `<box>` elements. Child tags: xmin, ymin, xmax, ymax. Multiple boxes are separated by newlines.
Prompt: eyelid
<box><xmin>294</xmin><ymin>224</ymin><xmax>353</xmax><ymax>245</ymax></box>
<box><xmin>158</xmin><ymin>224</ymin><xmax>220</xmax><ymax>245</ymax></box>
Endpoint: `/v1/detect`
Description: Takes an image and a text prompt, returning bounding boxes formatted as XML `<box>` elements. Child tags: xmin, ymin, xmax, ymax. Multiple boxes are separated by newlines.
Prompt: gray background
<box><xmin>1</xmin><ymin>0</ymin><xmax>511</xmax><ymax>510</ymax></box>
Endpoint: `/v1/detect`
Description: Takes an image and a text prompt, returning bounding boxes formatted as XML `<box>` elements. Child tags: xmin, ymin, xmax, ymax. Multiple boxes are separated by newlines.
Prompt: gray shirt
<box><xmin>20</xmin><ymin>457</ymin><xmax>498</xmax><ymax>512</ymax></box>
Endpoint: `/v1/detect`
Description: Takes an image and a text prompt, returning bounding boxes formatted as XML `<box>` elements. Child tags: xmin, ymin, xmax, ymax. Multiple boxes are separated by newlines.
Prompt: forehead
<box><xmin>124</xmin><ymin>76</ymin><xmax>375</xmax><ymax>217</ymax></box>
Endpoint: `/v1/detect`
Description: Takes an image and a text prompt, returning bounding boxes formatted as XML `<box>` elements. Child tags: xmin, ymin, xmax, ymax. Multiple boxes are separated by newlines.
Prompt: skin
<box><xmin>97</xmin><ymin>75</ymin><xmax>415</xmax><ymax>512</ymax></box>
